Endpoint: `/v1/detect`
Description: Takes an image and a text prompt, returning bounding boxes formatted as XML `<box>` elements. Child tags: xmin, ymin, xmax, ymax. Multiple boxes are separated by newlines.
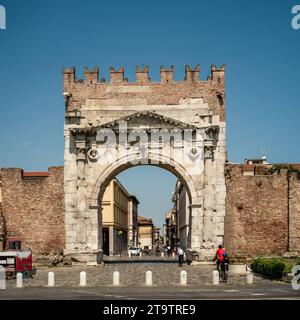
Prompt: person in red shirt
<box><xmin>213</xmin><ymin>244</ymin><xmax>225</xmax><ymax>271</ymax></box>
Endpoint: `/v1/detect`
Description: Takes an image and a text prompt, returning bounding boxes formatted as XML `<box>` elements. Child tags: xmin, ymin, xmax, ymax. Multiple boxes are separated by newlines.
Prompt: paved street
<box><xmin>4</xmin><ymin>262</ymin><xmax>269</xmax><ymax>288</ymax></box>
<box><xmin>1</xmin><ymin>262</ymin><xmax>299</xmax><ymax>299</ymax></box>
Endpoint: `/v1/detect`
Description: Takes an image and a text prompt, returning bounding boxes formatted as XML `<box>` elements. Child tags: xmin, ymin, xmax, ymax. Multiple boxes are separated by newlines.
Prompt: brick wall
<box><xmin>0</xmin><ymin>204</ymin><xmax>5</xmax><ymax>250</ymax></box>
<box><xmin>0</xmin><ymin>167</ymin><xmax>65</xmax><ymax>255</ymax></box>
<box><xmin>289</xmin><ymin>172</ymin><xmax>300</xmax><ymax>252</ymax></box>
<box><xmin>0</xmin><ymin>172</ymin><xmax>6</xmax><ymax>250</ymax></box>
<box><xmin>224</xmin><ymin>165</ymin><xmax>290</xmax><ymax>259</ymax></box>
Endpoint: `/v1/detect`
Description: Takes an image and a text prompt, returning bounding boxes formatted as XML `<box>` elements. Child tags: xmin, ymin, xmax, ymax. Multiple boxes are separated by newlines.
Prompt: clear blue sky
<box><xmin>0</xmin><ymin>0</ymin><xmax>299</xmax><ymax>228</ymax></box>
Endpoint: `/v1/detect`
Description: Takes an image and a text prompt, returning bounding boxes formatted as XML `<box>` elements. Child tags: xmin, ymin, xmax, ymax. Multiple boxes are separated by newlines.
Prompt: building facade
<box><xmin>102</xmin><ymin>179</ymin><xmax>129</xmax><ymax>256</ymax></box>
<box><xmin>137</xmin><ymin>216</ymin><xmax>154</xmax><ymax>249</ymax></box>
<box><xmin>164</xmin><ymin>209</ymin><xmax>178</xmax><ymax>249</ymax></box>
<box><xmin>172</xmin><ymin>180</ymin><xmax>189</xmax><ymax>250</ymax></box>
<box><xmin>153</xmin><ymin>227</ymin><xmax>161</xmax><ymax>245</ymax></box>
<box><xmin>128</xmin><ymin>195</ymin><xmax>139</xmax><ymax>247</ymax></box>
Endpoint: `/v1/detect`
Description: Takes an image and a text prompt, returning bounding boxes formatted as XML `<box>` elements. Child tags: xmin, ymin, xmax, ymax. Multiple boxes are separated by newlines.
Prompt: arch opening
<box><xmin>98</xmin><ymin>164</ymin><xmax>191</xmax><ymax>256</ymax></box>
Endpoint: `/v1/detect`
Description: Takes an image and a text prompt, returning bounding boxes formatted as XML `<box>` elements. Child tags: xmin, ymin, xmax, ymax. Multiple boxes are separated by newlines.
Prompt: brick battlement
<box><xmin>63</xmin><ymin>64</ymin><xmax>226</xmax><ymax>122</ymax></box>
<box><xmin>63</xmin><ymin>64</ymin><xmax>225</xmax><ymax>86</ymax></box>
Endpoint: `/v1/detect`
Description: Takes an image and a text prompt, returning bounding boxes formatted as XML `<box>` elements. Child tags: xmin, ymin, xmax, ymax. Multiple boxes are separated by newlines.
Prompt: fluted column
<box><xmin>203</xmin><ymin>145</ymin><xmax>215</xmax><ymax>246</ymax></box>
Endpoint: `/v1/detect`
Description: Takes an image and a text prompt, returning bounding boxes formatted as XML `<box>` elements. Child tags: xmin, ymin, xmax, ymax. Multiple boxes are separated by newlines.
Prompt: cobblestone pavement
<box><xmin>6</xmin><ymin>263</ymin><xmax>274</xmax><ymax>288</ymax></box>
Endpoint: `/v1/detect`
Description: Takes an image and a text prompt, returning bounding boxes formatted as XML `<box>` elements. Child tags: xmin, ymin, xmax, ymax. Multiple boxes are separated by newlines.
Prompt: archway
<box><xmin>63</xmin><ymin>65</ymin><xmax>227</xmax><ymax>264</ymax></box>
<box><xmin>94</xmin><ymin>154</ymin><xmax>196</xmax><ymax>258</ymax></box>
<box><xmin>98</xmin><ymin>164</ymin><xmax>187</xmax><ymax>257</ymax></box>
<box><xmin>87</xmin><ymin>152</ymin><xmax>201</xmax><ymax>261</ymax></box>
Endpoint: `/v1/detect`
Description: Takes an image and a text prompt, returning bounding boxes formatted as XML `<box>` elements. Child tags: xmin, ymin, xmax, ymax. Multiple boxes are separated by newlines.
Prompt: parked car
<box><xmin>128</xmin><ymin>247</ymin><xmax>140</xmax><ymax>256</ymax></box>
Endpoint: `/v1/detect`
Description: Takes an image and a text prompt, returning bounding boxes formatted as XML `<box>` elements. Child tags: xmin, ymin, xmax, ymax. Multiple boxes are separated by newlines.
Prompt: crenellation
<box><xmin>136</xmin><ymin>65</ymin><xmax>150</xmax><ymax>83</ymax></box>
<box><xmin>84</xmin><ymin>66</ymin><xmax>99</xmax><ymax>83</ymax></box>
<box><xmin>63</xmin><ymin>65</ymin><xmax>226</xmax><ymax>87</ymax></box>
<box><xmin>160</xmin><ymin>65</ymin><xmax>174</xmax><ymax>83</ymax></box>
<box><xmin>211</xmin><ymin>64</ymin><xmax>225</xmax><ymax>84</ymax></box>
<box><xmin>185</xmin><ymin>65</ymin><xmax>200</xmax><ymax>83</ymax></box>
<box><xmin>110</xmin><ymin>66</ymin><xmax>125</xmax><ymax>84</ymax></box>
<box><xmin>63</xmin><ymin>66</ymin><xmax>76</xmax><ymax>85</ymax></box>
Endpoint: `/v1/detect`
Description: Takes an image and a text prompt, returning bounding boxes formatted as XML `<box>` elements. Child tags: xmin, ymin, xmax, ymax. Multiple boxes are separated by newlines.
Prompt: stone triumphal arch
<box><xmin>63</xmin><ymin>65</ymin><xmax>226</xmax><ymax>264</ymax></box>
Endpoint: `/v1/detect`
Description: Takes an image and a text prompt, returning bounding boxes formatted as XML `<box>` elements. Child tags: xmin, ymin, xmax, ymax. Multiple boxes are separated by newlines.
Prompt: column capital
<box><xmin>75</xmin><ymin>140</ymin><xmax>87</xmax><ymax>161</ymax></box>
<box><xmin>76</xmin><ymin>147</ymin><xmax>87</xmax><ymax>161</ymax></box>
<box><xmin>204</xmin><ymin>145</ymin><xmax>214</xmax><ymax>159</ymax></box>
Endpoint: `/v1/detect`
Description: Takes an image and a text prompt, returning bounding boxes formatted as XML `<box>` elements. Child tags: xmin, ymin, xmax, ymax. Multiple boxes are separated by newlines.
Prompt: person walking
<box><xmin>167</xmin><ymin>245</ymin><xmax>171</xmax><ymax>257</ymax></box>
<box><xmin>178</xmin><ymin>247</ymin><xmax>184</xmax><ymax>267</ymax></box>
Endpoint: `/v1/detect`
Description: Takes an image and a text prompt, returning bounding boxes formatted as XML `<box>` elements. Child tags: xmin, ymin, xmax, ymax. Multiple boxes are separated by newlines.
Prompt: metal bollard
<box><xmin>48</xmin><ymin>271</ymin><xmax>55</xmax><ymax>287</ymax></box>
<box><xmin>145</xmin><ymin>271</ymin><xmax>152</xmax><ymax>286</ymax></box>
<box><xmin>113</xmin><ymin>271</ymin><xmax>120</xmax><ymax>286</ymax></box>
<box><xmin>16</xmin><ymin>272</ymin><xmax>23</xmax><ymax>288</ymax></box>
<box><xmin>246</xmin><ymin>272</ymin><xmax>254</xmax><ymax>285</ymax></box>
<box><xmin>172</xmin><ymin>252</ymin><xmax>176</xmax><ymax>258</ymax></box>
<box><xmin>139</xmin><ymin>252</ymin><xmax>143</xmax><ymax>258</ymax></box>
<box><xmin>80</xmin><ymin>271</ymin><xmax>87</xmax><ymax>286</ymax></box>
<box><xmin>180</xmin><ymin>270</ymin><xmax>187</xmax><ymax>286</ymax></box>
<box><xmin>128</xmin><ymin>252</ymin><xmax>131</xmax><ymax>258</ymax></box>
<box><xmin>161</xmin><ymin>251</ymin><xmax>164</xmax><ymax>258</ymax></box>
<box><xmin>213</xmin><ymin>270</ymin><xmax>219</xmax><ymax>285</ymax></box>
<box><xmin>0</xmin><ymin>266</ymin><xmax>6</xmax><ymax>290</ymax></box>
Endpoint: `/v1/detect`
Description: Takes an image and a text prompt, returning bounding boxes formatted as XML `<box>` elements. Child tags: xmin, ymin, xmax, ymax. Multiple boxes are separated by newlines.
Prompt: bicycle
<box><xmin>218</xmin><ymin>262</ymin><xmax>228</xmax><ymax>283</ymax></box>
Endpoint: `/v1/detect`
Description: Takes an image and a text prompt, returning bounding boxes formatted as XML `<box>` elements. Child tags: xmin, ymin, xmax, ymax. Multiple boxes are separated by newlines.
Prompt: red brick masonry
<box><xmin>0</xmin><ymin>167</ymin><xmax>65</xmax><ymax>255</ymax></box>
<box><xmin>225</xmin><ymin>164</ymin><xmax>300</xmax><ymax>259</ymax></box>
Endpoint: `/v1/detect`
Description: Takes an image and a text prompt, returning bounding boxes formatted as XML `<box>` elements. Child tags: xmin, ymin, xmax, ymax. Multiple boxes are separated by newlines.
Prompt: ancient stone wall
<box><xmin>0</xmin><ymin>204</ymin><xmax>6</xmax><ymax>251</ymax></box>
<box><xmin>0</xmin><ymin>171</ymin><xmax>7</xmax><ymax>250</ymax></box>
<box><xmin>225</xmin><ymin>164</ymin><xmax>300</xmax><ymax>260</ymax></box>
<box><xmin>289</xmin><ymin>172</ymin><xmax>300</xmax><ymax>252</ymax></box>
<box><xmin>0</xmin><ymin>167</ymin><xmax>65</xmax><ymax>255</ymax></box>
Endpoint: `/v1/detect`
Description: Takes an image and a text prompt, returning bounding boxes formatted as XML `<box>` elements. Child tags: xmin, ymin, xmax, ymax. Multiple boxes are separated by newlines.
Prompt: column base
<box><xmin>64</xmin><ymin>250</ymin><xmax>103</xmax><ymax>265</ymax></box>
<box><xmin>187</xmin><ymin>248</ymin><xmax>216</xmax><ymax>262</ymax></box>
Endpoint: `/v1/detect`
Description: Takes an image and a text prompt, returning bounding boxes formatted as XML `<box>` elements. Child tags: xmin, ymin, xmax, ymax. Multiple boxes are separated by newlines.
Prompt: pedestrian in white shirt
<box><xmin>178</xmin><ymin>247</ymin><xmax>184</xmax><ymax>267</ymax></box>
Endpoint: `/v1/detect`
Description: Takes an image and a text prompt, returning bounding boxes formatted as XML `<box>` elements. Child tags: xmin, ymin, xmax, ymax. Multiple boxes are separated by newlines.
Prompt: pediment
<box><xmin>70</xmin><ymin>110</ymin><xmax>219</xmax><ymax>134</ymax></box>
<box><xmin>97</xmin><ymin>111</ymin><xmax>197</xmax><ymax>131</ymax></box>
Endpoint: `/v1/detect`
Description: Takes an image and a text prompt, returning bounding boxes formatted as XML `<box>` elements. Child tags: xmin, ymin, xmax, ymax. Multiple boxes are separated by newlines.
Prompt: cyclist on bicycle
<box><xmin>213</xmin><ymin>245</ymin><xmax>230</xmax><ymax>282</ymax></box>
<box><xmin>213</xmin><ymin>244</ymin><xmax>225</xmax><ymax>270</ymax></box>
